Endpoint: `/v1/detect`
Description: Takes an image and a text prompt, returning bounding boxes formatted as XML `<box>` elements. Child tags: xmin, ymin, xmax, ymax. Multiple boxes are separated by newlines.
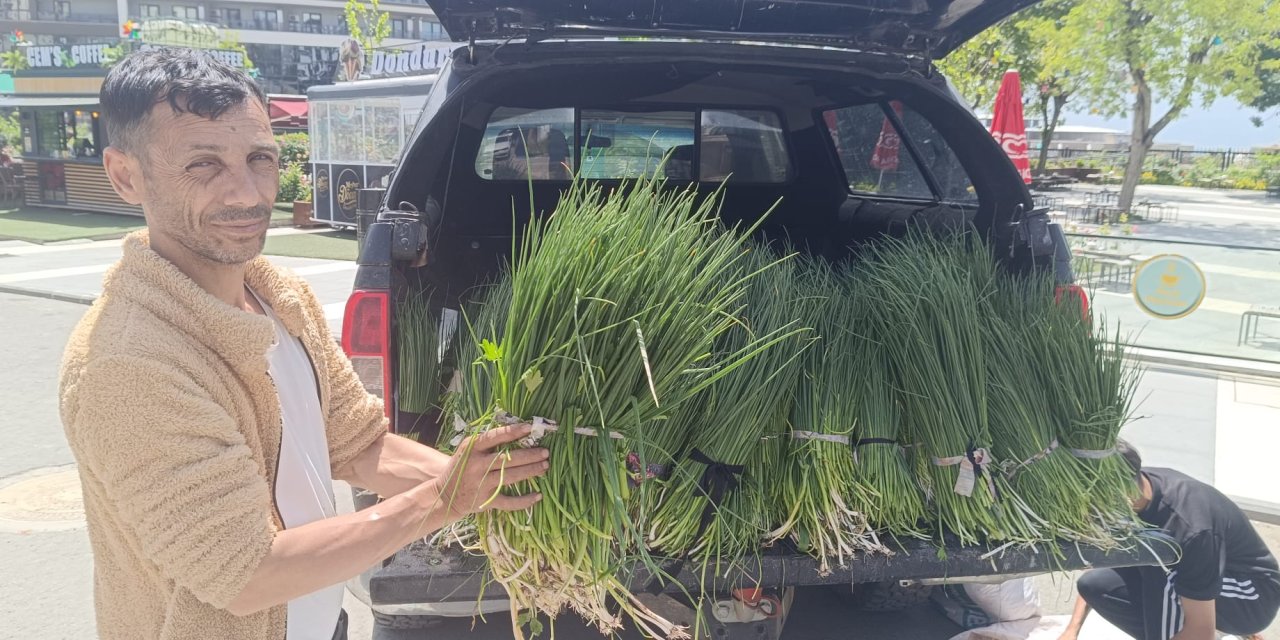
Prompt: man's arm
<box><xmin>226</xmin><ymin>424</ymin><xmax>547</xmax><ymax>616</ymax></box>
<box><xmin>1170</xmin><ymin>597</ymin><xmax>1216</xmax><ymax>640</ymax></box>
<box><xmin>335</xmin><ymin>431</ymin><xmax>451</xmax><ymax>498</ymax></box>
<box><xmin>1058</xmin><ymin>593</ymin><xmax>1091</xmax><ymax>640</ymax></box>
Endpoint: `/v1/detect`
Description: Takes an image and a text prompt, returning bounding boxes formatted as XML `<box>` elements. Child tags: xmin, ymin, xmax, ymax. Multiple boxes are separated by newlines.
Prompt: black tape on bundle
<box><xmin>644</xmin><ymin>448</ymin><xmax>745</xmax><ymax>595</ymax></box>
<box><xmin>854</xmin><ymin>438</ymin><xmax>898</xmax><ymax>447</ymax></box>
<box><xmin>852</xmin><ymin>437</ymin><xmax>901</xmax><ymax>464</ymax></box>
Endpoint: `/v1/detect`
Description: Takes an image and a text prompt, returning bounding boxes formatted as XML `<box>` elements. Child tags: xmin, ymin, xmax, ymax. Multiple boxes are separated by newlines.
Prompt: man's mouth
<box><xmin>215</xmin><ymin>218</ymin><xmax>269</xmax><ymax>233</ymax></box>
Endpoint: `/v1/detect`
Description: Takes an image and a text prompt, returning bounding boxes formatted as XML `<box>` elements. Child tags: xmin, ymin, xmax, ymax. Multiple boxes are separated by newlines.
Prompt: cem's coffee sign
<box><xmin>24</xmin><ymin>43</ymin><xmax>246</xmax><ymax>69</ymax></box>
<box><xmin>25</xmin><ymin>44</ymin><xmax>110</xmax><ymax>69</ymax></box>
<box><xmin>137</xmin><ymin>44</ymin><xmax>247</xmax><ymax>68</ymax></box>
<box><xmin>365</xmin><ymin>42</ymin><xmax>454</xmax><ymax>78</ymax></box>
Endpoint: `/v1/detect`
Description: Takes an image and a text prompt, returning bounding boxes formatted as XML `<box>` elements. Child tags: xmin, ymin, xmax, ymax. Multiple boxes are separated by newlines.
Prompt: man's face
<box><xmin>134</xmin><ymin>100</ymin><xmax>279</xmax><ymax>265</ymax></box>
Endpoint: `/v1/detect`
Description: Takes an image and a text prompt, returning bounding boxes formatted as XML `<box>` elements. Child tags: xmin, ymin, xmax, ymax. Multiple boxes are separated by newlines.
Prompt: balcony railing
<box><xmin>1</xmin><ymin>9</ymin><xmax>117</xmax><ymax>23</ymax></box>
<box><xmin>221</xmin><ymin>19</ymin><xmax>350</xmax><ymax>35</ymax></box>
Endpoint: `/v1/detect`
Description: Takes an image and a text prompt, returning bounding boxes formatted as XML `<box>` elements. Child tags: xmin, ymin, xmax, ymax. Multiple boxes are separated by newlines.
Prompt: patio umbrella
<box><xmin>870</xmin><ymin>100</ymin><xmax>904</xmax><ymax>172</ymax></box>
<box><xmin>870</xmin><ymin>101</ymin><xmax>905</xmax><ymax>189</ymax></box>
<box><xmin>990</xmin><ymin>70</ymin><xmax>1032</xmax><ymax>184</ymax></box>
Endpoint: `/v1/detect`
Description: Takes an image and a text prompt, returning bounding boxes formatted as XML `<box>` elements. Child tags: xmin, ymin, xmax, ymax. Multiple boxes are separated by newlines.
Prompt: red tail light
<box><xmin>1055</xmin><ymin>284</ymin><xmax>1091</xmax><ymax>326</ymax></box>
<box><xmin>342</xmin><ymin>290</ymin><xmax>393</xmax><ymax>422</ymax></box>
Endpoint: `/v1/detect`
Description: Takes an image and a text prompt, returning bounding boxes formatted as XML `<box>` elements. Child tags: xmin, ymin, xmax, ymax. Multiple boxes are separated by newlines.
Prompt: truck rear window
<box><xmin>475</xmin><ymin>107</ymin><xmax>791</xmax><ymax>184</ymax></box>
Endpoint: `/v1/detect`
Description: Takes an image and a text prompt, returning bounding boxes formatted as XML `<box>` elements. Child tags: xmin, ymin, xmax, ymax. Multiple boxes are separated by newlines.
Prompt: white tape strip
<box><xmin>791</xmin><ymin>430</ymin><xmax>852</xmax><ymax>445</ymax></box>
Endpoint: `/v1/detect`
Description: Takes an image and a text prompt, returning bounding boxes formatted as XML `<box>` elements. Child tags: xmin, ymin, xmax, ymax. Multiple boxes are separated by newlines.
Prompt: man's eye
<box><xmin>252</xmin><ymin>153</ymin><xmax>276</xmax><ymax>163</ymax></box>
<box><xmin>188</xmin><ymin>161</ymin><xmax>216</xmax><ymax>170</ymax></box>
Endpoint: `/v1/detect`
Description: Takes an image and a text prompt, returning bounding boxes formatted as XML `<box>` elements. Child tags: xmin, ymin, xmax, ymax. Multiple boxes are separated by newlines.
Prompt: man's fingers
<box><xmin>486</xmin><ymin>492</ymin><xmax>543</xmax><ymax>512</ymax></box>
<box><xmin>496</xmin><ymin>460</ymin><xmax>550</xmax><ymax>486</ymax></box>
<box><xmin>500</xmin><ymin>447</ymin><xmax>549</xmax><ymax>469</ymax></box>
<box><xmin>472</xmin><ymin>423</ymin><xmax>533</xmax><ymax>451</ymax></box>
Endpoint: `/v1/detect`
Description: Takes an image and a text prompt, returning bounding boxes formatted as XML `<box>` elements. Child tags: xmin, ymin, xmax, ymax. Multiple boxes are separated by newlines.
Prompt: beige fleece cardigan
<box><xmin>59</xmin><ymin>231</ymin><xmax>387</xmax><ymax>640</ymax></box>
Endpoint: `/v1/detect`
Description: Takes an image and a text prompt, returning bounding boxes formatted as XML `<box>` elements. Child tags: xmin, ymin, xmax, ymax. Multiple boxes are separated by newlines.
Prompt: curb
<box><xmin>1231</xmin><ymin>495</ymin><xmax>1280</xmax><ymax>526</ymax></box>
<box><xmin>0</xmin><ymin>231</ymin><xmax>138</xmax><ymax>245</ymax></box>
<box><xmin>1127</xmin><ymin>347</ymin><xmax>1280</xmax><ymax>380</ymax></box>
<box><xmin>0</xmin><ymin>284</ymin><xmax>97</xmax><ymax>305</ymax></box>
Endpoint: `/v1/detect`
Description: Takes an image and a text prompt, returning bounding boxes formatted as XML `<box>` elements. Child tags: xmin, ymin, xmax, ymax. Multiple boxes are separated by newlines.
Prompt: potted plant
<box><xmin>292</xmin><ymin>172</ymin><xmax>316</xmax><ymax>227</ymax></box>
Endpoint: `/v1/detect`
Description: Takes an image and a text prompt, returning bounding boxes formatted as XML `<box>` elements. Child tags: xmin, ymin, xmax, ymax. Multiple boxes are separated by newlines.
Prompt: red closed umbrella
<box><xmin>870</xmin><ymin>100</ymin><xmax>905</xmax><ymax>172</ymax></box>
<box><xmin>990</xmin><ymin>70</ymin><xmax>1032</xmax><ymax>184</ymax></box>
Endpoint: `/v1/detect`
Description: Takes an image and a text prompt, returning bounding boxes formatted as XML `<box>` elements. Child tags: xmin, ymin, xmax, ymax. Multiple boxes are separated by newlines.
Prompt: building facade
<box><xmin>2</xmin><ymin>0</ymin><xmax>445</xmax><ymax>93</ymax></box>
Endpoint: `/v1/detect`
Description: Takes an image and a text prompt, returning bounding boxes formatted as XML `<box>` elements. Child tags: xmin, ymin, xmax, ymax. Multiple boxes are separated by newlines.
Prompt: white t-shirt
<box><xmin>252</xmin><ymin>288</ymin><xmax>344</xmax><ymax>640</ymax></box>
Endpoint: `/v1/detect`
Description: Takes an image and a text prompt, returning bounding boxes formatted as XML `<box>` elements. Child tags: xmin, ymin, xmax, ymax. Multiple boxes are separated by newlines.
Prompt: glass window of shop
<box><xmin>32</xmin><ymin>108</ymin><xmax>101</xmax><ymax>160</ymax></box>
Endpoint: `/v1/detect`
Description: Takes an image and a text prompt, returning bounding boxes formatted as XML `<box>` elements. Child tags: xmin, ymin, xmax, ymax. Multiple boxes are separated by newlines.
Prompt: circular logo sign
<box><xmin>1132</xmin><ymin>254</ymin><xmax>1206</xmax><ymax>319</ymax></box>
<box><xmin>315</xmin><ymin>168</ymin><xmax>330</xmax><ymax>195</ymax></box>
<box><xmin>336</xmin><ymin>168</ymin><xmax>361</xmax><ymax>220</ymax></box>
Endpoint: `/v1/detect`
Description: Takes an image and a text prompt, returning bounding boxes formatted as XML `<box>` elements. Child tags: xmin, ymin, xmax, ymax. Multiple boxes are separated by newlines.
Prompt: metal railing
<box><xmin>0</xmin><ymin>9</ymin><xmax>117</xmax><ymax>22</ymax></box>
<box><xmin>220</xmin><ymin>19</ymin><xmax>350</xmax><ymax>35</ymax></box>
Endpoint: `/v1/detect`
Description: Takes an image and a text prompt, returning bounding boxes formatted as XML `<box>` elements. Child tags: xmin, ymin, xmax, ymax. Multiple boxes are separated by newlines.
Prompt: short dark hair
<box><xmin>1115</xmin><ymin>438</ymin><xmax>1143</xmax><ymax>482</ymax></box>
<box><xmin>99</xmin><ymin>47</ymin><xmax>267</xmax><ymax>154</ymax></box>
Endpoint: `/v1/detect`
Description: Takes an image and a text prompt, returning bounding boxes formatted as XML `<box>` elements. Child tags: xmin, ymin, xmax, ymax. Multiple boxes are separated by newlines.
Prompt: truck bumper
<box><xmin>367</xmin><ymin>531</ymin><xmax>1179</xmax><ymax>611</ymax></box>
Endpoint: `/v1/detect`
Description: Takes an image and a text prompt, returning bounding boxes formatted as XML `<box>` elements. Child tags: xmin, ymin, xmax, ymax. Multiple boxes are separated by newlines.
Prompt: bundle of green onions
<box><xmin>646</xmin><ymin>251</ymin><xmax>813</xmax><ymax>573</ymax></box>
<box><xmin>1041</xmin><ymin>304</ymin><xmax>1143</xmax><ymax>535</ymax></box>
<box><xmin>858</xmin><ymin>233</ymin><xmax>1036</xmax><ymax>546</ymax></box>
<box><xmin>455</xmin><ymin>175</ymin><xmax>787</xmax><ymax>639</ymax></box>
<box><xmin>844</xmin><ymin>293</ymin><xmax>930</xmax><ymax>542</ymax></box>
<box><xmin>397</xmin><ymin>286</ymin><xmax>441</xmax><ymax>415</ymax></box>
<box><xmin>767</xmin><ymin>259</ymin><xmax>884</xmax><ymax>573</ymax></box>
<box><xmin>983</xmin><ymin>273</ymin><xmax>1111</xmax><ymax>548</ymax></box>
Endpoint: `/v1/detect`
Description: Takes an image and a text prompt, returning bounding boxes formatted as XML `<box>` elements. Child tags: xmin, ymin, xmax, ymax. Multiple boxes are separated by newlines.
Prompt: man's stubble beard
<box><xmin>171</xmin><ymin>202</ymin><xmax>272</xmax><ymax>266</ymax></box>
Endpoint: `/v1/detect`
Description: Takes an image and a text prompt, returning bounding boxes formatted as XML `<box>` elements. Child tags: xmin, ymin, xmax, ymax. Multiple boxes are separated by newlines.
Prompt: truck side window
<box><xmin>898</xmin><ymin>108</ymin><xmax>978</xmax><ymax>203</ymax></box>
<box><xmin>579</xmin><ymin>110</ymin><xmax>696</xmax><ymax>180</ymax></box>
<box><xmin>824</xmin><ymin>103</ymin><xmax>976</xmax><ymax>203</ymax></box>
<box><xmin>700</xmin><ymin>109</ymin><xmax>791</xmax><ymax>184</ymax></box>
<box><xmin>825</xmin><ymin>102</ymin><xmax>931</xmax><ymax>199</ymax></box>
<box><xmin>475</xmin><ymin>107</ymin><xmax>575</xmax><ymax>181</ymax></box>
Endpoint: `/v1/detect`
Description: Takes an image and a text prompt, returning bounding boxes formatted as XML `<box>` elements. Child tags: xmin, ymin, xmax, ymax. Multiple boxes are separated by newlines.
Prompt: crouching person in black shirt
<box><xmin>1060</xmin><ymin>440</ymin><xmax>1279</xmax><ymax>640</ymax></box>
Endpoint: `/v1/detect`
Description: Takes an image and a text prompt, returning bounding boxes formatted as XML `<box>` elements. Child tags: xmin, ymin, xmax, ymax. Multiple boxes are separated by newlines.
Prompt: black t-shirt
<box><xmin>1138</xmin><ymin>467</ymin><xmax>1280</xmax><ymax>601</ymax></box>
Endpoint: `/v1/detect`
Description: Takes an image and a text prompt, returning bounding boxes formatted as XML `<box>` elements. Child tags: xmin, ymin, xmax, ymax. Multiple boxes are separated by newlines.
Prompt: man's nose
<box><xmin>223</xmin><ymin>164</ymin><xmax>263</xmax><ymax>208</ymax></box>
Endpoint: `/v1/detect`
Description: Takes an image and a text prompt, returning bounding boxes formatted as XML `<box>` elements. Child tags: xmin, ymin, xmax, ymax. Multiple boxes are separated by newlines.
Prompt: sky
<box><xmin>1058</xmin><ymin>97</ymin><xmax>1280</xmax><ymax>150</ymax></box>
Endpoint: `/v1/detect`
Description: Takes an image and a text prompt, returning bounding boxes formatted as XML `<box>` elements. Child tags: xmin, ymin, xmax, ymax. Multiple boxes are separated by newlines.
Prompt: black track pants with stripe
<box><xmin>1078</xmin><ymin>566</ymin><xmax>1280</xmax><ymax>639</ymax></box>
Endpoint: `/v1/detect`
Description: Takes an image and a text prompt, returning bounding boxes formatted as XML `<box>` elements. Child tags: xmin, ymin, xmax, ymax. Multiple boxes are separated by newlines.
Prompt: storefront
<box><xmin>2</xmin><ymin>90</ymin><xmax>144</xmax><ymax>216</ymax></box>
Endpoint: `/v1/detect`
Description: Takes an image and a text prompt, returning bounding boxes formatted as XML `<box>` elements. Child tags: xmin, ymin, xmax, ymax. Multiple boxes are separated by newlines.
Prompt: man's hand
<box><xmin>432</xmin><ymin>423</ymin><xmax>549</xmax><ymax>523</ymax></box>
<box><xmin>225</xmin><ymin>423</ymin><xmax>549</xmax><ymax>616</ymax></box>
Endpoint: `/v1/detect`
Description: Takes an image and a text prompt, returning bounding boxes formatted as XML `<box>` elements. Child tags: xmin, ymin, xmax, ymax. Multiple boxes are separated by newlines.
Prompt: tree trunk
<box><xmin>1119</xmin><ymin>84</ymin><xmax>1154</xmax><ymax>213</ymax></box>
<box><xmin>1037</xmin><ymin>94</ymin><xmax>1067</xmax><ymax>172</ymax></box>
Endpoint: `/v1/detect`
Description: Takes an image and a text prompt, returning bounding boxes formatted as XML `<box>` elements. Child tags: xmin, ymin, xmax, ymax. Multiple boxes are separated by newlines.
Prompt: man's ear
<box><xmin>102</xmin><ymin>147</ymin><xmax>144</xmax><ymax>205</ymax></box>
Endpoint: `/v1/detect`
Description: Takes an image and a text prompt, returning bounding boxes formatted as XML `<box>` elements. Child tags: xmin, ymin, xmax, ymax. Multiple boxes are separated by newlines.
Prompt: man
<box><xmin>58</xmin><ymin>48</ymin><xmax>549</xmax><ymax>640</ymax></box>
<box><xmin>1059</xmin><ymin>440</ymin><xmax>1278</xmax><ymax>640</ymax></box>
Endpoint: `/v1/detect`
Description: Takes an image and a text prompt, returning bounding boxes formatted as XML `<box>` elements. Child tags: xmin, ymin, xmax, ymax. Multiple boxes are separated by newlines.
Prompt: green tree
<box><xmin>1060</xmin><ymin>0</ymin><xmax>1280</xmax><ymax>211</ymax></box>
<box><xmin>344</xmin><ymin>0</ymin><xmax>391</xmax><ymax>53</ymax></box>
<box><xmin>938</xmin><ymin>26</ymin><xmax>1019</xmax><ymax>112</ymax></box>
<box><xmin>216</xmin><ymin>34</ymin><xmax>256</xmax><ymax>73</ymax></box>
<box><xmin>275</xmin><ymin>132</ymin><xmax>310</xmax><ymax>168</ymax></box>
<box><xmin>938</xmin><ymin>0</ymin><xmax>1081</xmax><ymax>170</ymax></box>
<box><xmin>1026</xmin><ymin>1</ymin><xmax>1085</xmax><ymax>171</ymax></box>
<box><xmin>0</xmin><ymin>108</ymin><xmax>20</xmax><ymax>149</ymax></box>
<box><xmin>1247</xmin><ymin>45</ymin><xmax>1280</xmax><ymax>127</ymax></box>
<box><xmin>99</xmin><ymin>44</ymin><xmax>125</xmax><ymax>69</ymax></box>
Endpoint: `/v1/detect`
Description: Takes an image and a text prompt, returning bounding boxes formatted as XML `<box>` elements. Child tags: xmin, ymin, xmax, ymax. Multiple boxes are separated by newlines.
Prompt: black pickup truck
<box><xmin>339</xmin><ymin>1</ymin><xmax>1177</xmax><ymax>636</ymax></box>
